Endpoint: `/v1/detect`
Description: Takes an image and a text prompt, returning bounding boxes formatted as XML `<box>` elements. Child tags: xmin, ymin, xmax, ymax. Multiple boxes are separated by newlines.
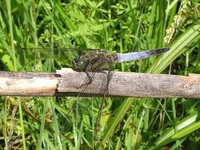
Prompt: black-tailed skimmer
<box><xmin>72</xmin><ymin>48</ymin><xmax>170</xmax><ymax>72</ymax></box>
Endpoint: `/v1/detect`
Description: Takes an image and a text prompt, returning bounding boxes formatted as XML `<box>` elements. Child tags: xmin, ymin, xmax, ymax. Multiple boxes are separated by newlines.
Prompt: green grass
<box><xmin>0</xmin><ymin>0</ymin><xmax>200</xmax><ymax>149</ymax></box>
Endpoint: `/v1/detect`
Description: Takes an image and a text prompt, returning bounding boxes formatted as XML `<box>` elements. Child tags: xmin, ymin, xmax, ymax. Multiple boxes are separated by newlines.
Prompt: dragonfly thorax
<box><xmin>72</xmin><ymin>50</ymin><xmax>116</xmax><ymax>72</ymax></box>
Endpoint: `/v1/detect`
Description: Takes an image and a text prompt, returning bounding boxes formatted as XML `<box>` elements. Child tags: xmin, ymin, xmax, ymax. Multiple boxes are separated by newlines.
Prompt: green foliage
<box><xmin>0</xmin><ymin>0</ymin><xmax>200</xmax><ymax>149</ymax></box>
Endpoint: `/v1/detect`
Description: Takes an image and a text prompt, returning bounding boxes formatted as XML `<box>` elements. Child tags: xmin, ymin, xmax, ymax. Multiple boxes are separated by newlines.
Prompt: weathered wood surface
<box><xmin>0</xmin><ymin>68</ymin><xmax>199</xmax><ymax>98</ymax></box>
<box><xmin>0</xmin><ymin>72</ymin><xmax>60</xmax><ymax>96</ymax></box>
<box><xmin>58</xmin><ymin>68</ymin><xmax>200</xmax><ymax>98</ymax></box>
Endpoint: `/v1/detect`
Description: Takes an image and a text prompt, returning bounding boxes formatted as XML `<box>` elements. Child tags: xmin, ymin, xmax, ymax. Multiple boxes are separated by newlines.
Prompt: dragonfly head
<box><xmin>72</xmin><ymin>56</ymin><xmax>86</xmax><ymax>71</ymax></box>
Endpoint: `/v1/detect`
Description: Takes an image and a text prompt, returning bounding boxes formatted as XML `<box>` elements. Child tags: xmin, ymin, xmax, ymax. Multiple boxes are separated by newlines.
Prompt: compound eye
<box><xmin>72</xmin><ymin>56</ymin><xmax>86</xmax><ymax>71</ymax></box>
<box><xmin>77</xmin><ymin>60</ymin><xmax>86</xmax><ymax>71</ymax></box>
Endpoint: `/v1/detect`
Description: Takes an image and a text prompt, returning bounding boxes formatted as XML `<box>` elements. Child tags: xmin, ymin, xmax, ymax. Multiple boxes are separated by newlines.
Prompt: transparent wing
<box><xmin>17</xmin><ymin>44</ymin><xmax>99</xmax><ymax>72</ymax></box>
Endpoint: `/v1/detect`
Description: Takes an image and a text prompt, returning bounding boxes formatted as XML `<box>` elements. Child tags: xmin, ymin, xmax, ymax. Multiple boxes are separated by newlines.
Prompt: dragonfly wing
<box><xmin>18</xmin><ymin>46</ymin><xmax>95</xmax><ymax>71</ymax></box>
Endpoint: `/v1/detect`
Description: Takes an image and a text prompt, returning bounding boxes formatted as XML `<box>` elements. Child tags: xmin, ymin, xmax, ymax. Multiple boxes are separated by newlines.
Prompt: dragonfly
<box><xmin>72</xmin><ymin>48</ymin><xmax>170</xmax><ymax>75</ymax></box>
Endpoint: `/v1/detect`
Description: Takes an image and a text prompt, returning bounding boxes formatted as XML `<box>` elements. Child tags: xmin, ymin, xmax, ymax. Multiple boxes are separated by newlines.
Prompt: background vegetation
<box><xmin>0</xmin><ymin>0</ymin><xmax>200</xmax><ymax>149</ymax></box>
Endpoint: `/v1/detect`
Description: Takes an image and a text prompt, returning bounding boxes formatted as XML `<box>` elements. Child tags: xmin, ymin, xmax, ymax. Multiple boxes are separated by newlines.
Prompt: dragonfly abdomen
<box><xmin>116</xmin><ymin>48</ymin><xmax>170</xmax><ymax>63</ymax></box>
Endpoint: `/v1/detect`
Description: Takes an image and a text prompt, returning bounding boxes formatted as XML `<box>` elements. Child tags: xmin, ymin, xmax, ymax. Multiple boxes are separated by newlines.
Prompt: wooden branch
<box><xmin>0</xmin><ymin>72</ymin><xmax>60</xmax><ymax>96</ymax></box>
<box><xmin>58</xmin><ymin>68</ymin><xmax>200</xmax><ymax>98</ymax></box>
<box><xmin>0</xmin><ymin>68</ymin><xmax>200</xmax><ymax>98</ymax></box>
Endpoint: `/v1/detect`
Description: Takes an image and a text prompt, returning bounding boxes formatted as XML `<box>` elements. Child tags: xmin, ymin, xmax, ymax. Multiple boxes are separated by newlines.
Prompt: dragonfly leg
<box><xmin>78</xmin><ymin>71</ymin><xmax>93</xmax><ymax>89</ymax></box>
<box><xmin>85</xmin><ymin>71</ymin><xmax>93</xmax><ymax>85</ymax></box>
